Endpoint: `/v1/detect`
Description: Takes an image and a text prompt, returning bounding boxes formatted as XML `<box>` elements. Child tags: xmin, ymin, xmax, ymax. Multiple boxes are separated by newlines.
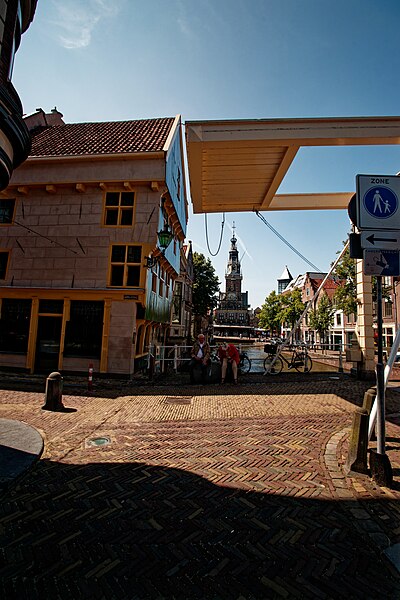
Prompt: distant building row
<box><xmin>277</xmin><ymin>266</ymin><xmax>397</xmax><ymax>350</ymax></box>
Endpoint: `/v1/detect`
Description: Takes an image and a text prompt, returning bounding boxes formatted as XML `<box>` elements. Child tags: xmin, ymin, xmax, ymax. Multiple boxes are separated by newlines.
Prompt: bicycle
<box><xmin>263</xmin><ymin>342</ymin><xmax>312</xmax><ymax>374</ymax></box>
<box><xmin>238</xmin><ymin>351</ymin><xmax>251</xmax><ymax>374</ymax></box>
<box><xmin>210</xmin><ymin>348</ymin><xmax>252</xmax><ymax>376</ymax></box>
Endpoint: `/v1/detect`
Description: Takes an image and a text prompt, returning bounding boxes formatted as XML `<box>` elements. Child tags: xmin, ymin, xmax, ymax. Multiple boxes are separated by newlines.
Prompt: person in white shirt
<box><xmin>189</xmin><ymin>334</ymin><xmax>211</xmax><ymax>384</ymax></box>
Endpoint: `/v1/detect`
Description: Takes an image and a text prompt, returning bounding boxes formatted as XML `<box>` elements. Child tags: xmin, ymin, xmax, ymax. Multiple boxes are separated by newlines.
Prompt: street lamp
<box><xmin>145</xmin><ymin>221</ymin><xmax>174</xmax><ymax>269</ymax></box>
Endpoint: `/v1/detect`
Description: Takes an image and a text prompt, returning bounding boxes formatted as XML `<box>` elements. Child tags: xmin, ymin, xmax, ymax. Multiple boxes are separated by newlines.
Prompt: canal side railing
<box><xmin>145</xmin><ymin>342</ymin><xmax>370</xmax><ymax>378</ymax></box>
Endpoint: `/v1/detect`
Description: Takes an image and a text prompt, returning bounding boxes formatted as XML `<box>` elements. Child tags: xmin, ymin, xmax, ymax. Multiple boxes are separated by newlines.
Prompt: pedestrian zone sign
<box><xmin>364</xmin><ymin>249</ymin><xmax>400</xmax><ymax>276</ymax></box>
<box><xmin>356</xmin><ymin>175</ymin><xmax>400</xmax><ymax>230</ymax></box>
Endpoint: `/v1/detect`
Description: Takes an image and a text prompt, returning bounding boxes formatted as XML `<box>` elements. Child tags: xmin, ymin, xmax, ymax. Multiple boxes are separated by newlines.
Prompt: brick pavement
<box><xmin>0</xmin><ymin>375</ymin><xmax>399</xmax><ymax>598</ymax></box>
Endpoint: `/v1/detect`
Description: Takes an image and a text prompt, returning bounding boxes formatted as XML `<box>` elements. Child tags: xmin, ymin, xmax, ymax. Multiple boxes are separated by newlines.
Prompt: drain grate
<box><xmin>165</xmin><ymin>396</ymin><xmax>193</xmax><ymax>405</ymax></box>
<box><xmin>86</xmin><ymin>436</ymin><xmax>111</xmax><ymax>448</ymax></box>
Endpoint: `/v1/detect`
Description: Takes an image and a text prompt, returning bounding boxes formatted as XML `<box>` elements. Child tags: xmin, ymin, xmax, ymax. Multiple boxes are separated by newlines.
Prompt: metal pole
<box><xmin>174</xmin><ymin>344</ymin><xmax>178</xmax><ymax>373</ymax></box>
<box><xmin>375</xmin><ymin>276</ymin><xmax>386</xmax><ymax>455</ymax></box>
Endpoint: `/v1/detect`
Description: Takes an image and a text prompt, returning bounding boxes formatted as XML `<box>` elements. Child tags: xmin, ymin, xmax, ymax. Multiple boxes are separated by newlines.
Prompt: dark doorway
<box><xmin>35</xmin><ymin>316</ymin><xmax>62</xmax><ymax>373</ymax></box>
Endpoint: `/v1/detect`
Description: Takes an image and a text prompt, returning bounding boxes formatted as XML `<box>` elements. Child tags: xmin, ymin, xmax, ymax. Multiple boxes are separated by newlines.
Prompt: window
<box><xmin>0</xmin><ymin>299</ymin><xmax>31</xmax><ymax>353</ymax></box>
<box><xmin>109</xmin><ymin>245</ymin><xmax>142</xmax><ymax>287</ymax></box>
<box><xmin>0</xmin><ymin>199</ymin><xmax>15</xmax><ymax>224</ymax></box>
<box><xmin>336</xmin><ymin>313</ymin><xmax>342</xmax><ymax>326</ymax></box>
<box><xmin>0</xmin><ymin>251</ymin><xmax>9</xmax><ymax>279</ymax></box>
<box><xmin>104</xmin><ymin>192</ymin><xmax>134</xmax><ymax>226</ymax></box>
<box><xmin>64</xmin><ymin>301</ymin><xmax>104</xmax><ymax>358</ymax></box>
<box><xmin>384</xmin><ymin>301</ymin><xmax>393</xmax><ymax>318</ymax></box>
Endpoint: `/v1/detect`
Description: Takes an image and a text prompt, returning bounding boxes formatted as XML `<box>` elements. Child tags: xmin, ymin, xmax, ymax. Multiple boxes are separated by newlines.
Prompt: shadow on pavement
<box><xmin>0</xmin><ymin>458</ymin><xmax>399</xmax><ymax>599</ymax></box>
<box><xmin>0</xmin><ymin>371</ymin><xmax>376</xmax><ymax>407</ymax></box>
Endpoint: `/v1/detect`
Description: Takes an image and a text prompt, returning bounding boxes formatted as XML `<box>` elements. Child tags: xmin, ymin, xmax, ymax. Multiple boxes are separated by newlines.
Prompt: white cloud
<box><xmin>50</xmin><ymin>0</ymin><xmax>122</xmax><ymax>49</ymax></box>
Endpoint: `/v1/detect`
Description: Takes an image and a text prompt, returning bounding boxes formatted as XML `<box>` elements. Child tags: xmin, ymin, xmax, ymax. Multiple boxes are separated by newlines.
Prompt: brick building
<box><xmin>0</xmin><ymin>110</ymin><xmax>187</xmax><ymax>375</ymax></box>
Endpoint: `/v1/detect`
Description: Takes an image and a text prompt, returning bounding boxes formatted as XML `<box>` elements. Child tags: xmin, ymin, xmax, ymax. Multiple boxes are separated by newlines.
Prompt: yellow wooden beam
<box><xmin>26</xmin><ymin>297</ymin><xmax>39</xmax><ymax>373</ymax></box>
<box><xmin>100</xmin><ymin>299</ymin><xmax>112</xmax><ymax>373</ymax></box>
<box><xmin>259</xmin><ymin>146</ymin><xmax>299</xmax><ymax>209</ymax></box>
<box><xmin>268</xmin><ymin>192</ymin><xmax>354</xmax><ymax>211</ymax></box>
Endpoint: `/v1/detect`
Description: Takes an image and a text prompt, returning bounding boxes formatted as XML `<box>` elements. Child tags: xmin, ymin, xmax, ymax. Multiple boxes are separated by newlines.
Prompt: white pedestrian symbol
<box><xmin>384</xmin><ymin>198</ymin><xmax>391</xmax><ymax>213</ymax></box>
<box><xmin>373</xmin><ymin>189</ymin><xmax>383</xmax><ymax>213</ymax></box>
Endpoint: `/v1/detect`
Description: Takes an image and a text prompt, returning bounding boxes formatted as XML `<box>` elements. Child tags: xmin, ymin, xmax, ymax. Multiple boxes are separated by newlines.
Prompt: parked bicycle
<box><xmin>238</xmin><ymin>351</ymin><xmax>251</xmax><ymax>374</ymax></box>
<box><xmin>263</xmin><ymin>342</ymin><xmax>312</xmax><ymax>374</ymax></box>
<box><xmin>210</xmin><ymin>348</ymin><xmax>252</xmax><ymax>375</ymax></box>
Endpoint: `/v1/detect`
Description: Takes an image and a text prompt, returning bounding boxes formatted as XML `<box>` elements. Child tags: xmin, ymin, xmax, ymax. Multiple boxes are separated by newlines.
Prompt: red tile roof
<box><xmin>29</xmin><ymin>117</ymin><xmax>176</xmax><ymax>157</ymax></box>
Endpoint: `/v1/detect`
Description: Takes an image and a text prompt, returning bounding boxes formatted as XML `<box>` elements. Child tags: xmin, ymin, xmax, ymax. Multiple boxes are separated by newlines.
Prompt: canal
<box><xmin>237</xmin><ymin>343</ymin><xmax>339</xmax><ymax>374</ymax></box>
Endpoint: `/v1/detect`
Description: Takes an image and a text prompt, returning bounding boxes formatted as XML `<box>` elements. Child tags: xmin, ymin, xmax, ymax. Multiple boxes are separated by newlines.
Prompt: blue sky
<box><xmin>13</xmin><ymin>0</ymin><xmax>400</xmax><ymax>307</ymax></box>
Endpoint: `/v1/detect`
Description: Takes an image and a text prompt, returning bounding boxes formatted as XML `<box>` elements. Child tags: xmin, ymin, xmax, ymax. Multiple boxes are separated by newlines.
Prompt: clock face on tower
<box><xmin>228</xmin><ymin>292</ymin><xmax>236</xmax><ymax>300</ymax></box>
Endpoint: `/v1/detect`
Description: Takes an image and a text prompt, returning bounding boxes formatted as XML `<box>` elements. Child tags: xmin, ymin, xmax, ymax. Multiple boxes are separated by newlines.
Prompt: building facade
<box><xmin>0</xmin><ymin>0</ymin><xmax>37</xmax><ymax>190</ymax></box>
<box><xmin>281</xmin><ymin>269</ymin><xmax>398</xmax><ymax>352</ymax></box>
<box><xmin>169</xmin><ymin>240</ymin><xmax>194</xmax><ymax>344</ymax></box>
<box><xmin>213</xmin><ymin>228</ymin><xmax>253</xmax><ymax>341</ymax></box>
<box><xmin>0</xmin><ymin>110</ymin><xmax>187</xmax><ymax>375</ymax></box>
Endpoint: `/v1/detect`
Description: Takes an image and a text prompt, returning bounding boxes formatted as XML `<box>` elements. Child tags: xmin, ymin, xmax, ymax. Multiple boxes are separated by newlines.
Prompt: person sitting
<box><xmin>217</xmin><ymin>342</ymin><xmax>240</xmax><ymax>384</ymax></box>
<box><xmin>189</xmin><ymin>334</ymin><xmax>211</xmax><ymax>384</ymax></box>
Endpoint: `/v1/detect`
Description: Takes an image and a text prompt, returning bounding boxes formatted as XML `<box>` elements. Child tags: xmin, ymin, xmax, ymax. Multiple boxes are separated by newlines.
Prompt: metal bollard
<box><xmin>338</xmin><ymin>349</ymin><xmax>343</xmax><ymax>373</ymax></box>
<box><xmin>42</xmin><ymin>371</ymin><xmax>65</xmax><ymax>411</ymax></box>
<box><xmin>344</xmin><ymin>407</ymin><xmax>369</xmax><ymax>475</ymax></box>
<box><xmin>88</xmin><ymin>362</ymin><xmax>94</xmax><ymax>392</ymax></box>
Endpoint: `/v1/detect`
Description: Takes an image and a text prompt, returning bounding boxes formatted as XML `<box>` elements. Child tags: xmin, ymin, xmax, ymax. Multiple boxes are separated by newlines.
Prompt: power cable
<box><xmin>255</xmin><ymin>210</ymin><xmax>322</xmax><ymax>272</ymax></box>
<box><xmin>204</xmin><ymin>212</ymin><xmax>225</xmax><ymax>256</ymax></box>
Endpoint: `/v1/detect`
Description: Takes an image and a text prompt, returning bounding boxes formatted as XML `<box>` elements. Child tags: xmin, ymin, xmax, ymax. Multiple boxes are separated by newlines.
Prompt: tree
<box><xmin>279</xmin><ymin>289</ymin><xmax>305</xmax><ymax>331</ymax></box>
<box><xmin>332</xmin><ymin>243</ymin><xmax>391</xmax><ymax>316</ymax></box>
<box><xmin>258</xmin><ymin>291</ymin><xmax>282</xmax><ymax>335</ymax></box>
<box><xmin>332</xmin><ymin>245</ymin><xmax>357</xmax><ymax>316</ymax></box>
<box><xmin>192</xmin><ymin>252</ymin><xmax>220</xmax><ymax>336</ymax></box>
<box><xmin>309</xmin><ymin>294</ymin><xmax>334</xmax><ymax>344</ymax></box>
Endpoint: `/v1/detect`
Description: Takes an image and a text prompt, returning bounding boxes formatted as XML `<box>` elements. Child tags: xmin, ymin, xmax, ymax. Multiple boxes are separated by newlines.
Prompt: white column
<box><xmin>356</xmin><ymin>258</ymin><xmax>375</xmax><ymax>374</ymax></box>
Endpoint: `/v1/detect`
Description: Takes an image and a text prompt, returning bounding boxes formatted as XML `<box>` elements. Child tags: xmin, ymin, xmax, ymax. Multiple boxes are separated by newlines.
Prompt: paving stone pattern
<box><xmin>0</xmin><ymin>376</ymin><xmax>400</xmax><ymax>599</ymax></box>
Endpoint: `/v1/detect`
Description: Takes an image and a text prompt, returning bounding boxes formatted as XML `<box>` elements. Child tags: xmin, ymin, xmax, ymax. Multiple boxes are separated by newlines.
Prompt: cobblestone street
<box><xmin>0</xmin><ymin>374</ymin><xmax>400</xmax><ymax>598</ymax></box>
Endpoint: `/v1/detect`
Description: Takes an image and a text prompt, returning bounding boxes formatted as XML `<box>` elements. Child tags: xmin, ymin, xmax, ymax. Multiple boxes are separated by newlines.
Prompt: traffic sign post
<box><xmin>363</xmin><ymin>249</ymin><xmax>400</xmax><ymax>276</ymax></box>
<box><xmin>350</xmin><ymin>174</ymin><xmax>398</xmax><ymax>486</ymax></box>
<box><xmin>357</xmin><ymin>174</ymin><xmax>400</xmax><ymax>230</ymax></box>
<box><xmin>360</xmin><ymin>230</ymin><xmax>400</xmax><ymax>250</ymax></box>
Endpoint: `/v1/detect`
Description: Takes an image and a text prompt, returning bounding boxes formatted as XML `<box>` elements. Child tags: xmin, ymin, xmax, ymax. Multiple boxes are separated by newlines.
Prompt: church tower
<box><xmin>213</xmin><ymin>223</ymin><xmax>252</xmax><ymax>341</ymax></box>
<box><xmin>225</xmin><ymin>224</ymin><xmax>243</xmax><ymax>302</ymax></box>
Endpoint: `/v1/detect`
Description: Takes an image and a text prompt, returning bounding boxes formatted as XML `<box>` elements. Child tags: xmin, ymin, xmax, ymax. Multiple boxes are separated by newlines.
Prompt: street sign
<box><xmin>360</xmin><ymin>230</ymin><xmax>400</xmax><ymax>250</ymax></box>
<box><xmin>363</xmin><ymin>249</ymin><xmax>400</xmax><ymax>276</ymax></box>
<box><xmin>356</xmin><ymin>175</ymin><xmax>400</xmax><ymax>230</ymax></box>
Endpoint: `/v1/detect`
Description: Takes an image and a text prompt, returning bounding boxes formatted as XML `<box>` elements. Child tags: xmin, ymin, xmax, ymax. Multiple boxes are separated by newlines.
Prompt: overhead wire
<box><xmin>255</xmin><ymin>210</ymin><xmax>322</xmax><ymax>272</ymax></box>
<box><xmin>204</xmin><ymin>212</ymin><xmax>225</xmax><ymax>256</ymax></box>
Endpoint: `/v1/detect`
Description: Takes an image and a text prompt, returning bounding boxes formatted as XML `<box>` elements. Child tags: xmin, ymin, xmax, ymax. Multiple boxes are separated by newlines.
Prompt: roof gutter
<box><xmin>25</xmin><ymin>151</ymin><xmax>165</xmax><ymax>163</ymax></box>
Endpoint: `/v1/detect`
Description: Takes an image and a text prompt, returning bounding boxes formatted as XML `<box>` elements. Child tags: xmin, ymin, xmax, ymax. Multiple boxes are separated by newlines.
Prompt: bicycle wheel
<box><xmin>294</xmin><ymin>354</ymin><xmax>312</xmax><ymax>373</ymax></box>
<box><xmin>239</xmin><ymin>355</ymin><xmax>251</xmax><ymax>374</ymax></box>
<box><xmin>264</xmin><ymin>355</ymin><xmax>283</xmax><ymax>374</ymax></box>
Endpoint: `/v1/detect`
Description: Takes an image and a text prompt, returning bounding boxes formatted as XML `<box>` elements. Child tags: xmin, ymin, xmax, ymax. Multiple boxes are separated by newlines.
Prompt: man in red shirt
<box><xmin>217</xmin><ymin>343</ymin><xmax>240</xmax><ymax>384</ymax></box>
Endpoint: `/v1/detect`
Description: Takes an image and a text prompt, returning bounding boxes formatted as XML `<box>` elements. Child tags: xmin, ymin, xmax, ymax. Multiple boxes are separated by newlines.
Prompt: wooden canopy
<box><xmin>185</xmin><ymin>116</ymin><xmax>400</xmax><ymax>214</ymax></box>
